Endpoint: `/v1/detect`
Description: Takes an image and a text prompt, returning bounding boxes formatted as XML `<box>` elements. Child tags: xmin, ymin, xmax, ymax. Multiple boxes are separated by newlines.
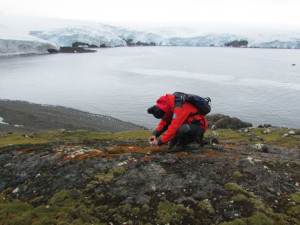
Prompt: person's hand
<box><xmin>151</xmin><ymin>139</ymin><xmax>159</xmax><ymax>146</ymax></box>
<box><xmin>148</xmin><ymin>136</ymin><xmax>157</xmax><ymax>145</ymax></box>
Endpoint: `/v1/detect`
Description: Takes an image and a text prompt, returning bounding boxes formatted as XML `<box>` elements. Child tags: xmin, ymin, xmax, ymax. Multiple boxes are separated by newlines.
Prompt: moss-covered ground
<box><xmin>0</xmin><ymin>127</ymin><xmax>299</xmax><ymax>224</ymax></box>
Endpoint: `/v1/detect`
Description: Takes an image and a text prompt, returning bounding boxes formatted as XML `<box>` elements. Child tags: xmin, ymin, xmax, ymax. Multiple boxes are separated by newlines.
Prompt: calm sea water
<box><xmin>1</xmin><ymin>47</ymin><xmax>300</xmax><ymax>129</ymax></box>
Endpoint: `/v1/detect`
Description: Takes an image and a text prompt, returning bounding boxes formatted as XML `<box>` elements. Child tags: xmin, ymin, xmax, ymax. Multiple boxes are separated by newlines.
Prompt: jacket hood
<box><xmin>155</xmin><ymin>95</ymin><xmax>175</xmax><ymax>118</ymax></box>
<box><xmin>155</xmin><ymin>96</ymin><xmax>170</xmax><ymax>113</ymax></box>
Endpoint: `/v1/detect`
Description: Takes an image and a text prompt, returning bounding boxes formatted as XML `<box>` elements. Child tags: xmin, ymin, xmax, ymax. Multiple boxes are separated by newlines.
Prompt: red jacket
<box><xmin>154</xmin><ymin>94</ymin><xmax>208</xmax><ymax>144</ymax></box>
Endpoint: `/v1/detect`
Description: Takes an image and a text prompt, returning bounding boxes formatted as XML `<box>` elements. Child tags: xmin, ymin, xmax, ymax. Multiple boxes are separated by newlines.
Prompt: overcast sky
<box><xmin>1</xmin><ymin>0</ymin><xmax>300</xmax><ymax>29</ymax></box>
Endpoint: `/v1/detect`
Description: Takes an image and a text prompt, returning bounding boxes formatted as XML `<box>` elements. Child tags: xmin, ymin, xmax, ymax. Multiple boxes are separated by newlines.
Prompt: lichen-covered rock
<box><xmin>0</xmin><ymin>129</ymin><xmax>299</xmax><ymax>224</ymax></box>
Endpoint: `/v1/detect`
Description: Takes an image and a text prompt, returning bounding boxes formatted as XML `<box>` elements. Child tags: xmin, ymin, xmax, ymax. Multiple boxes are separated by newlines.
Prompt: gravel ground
<box><xmin>0</xmin><ymin>100</ymin><xmax>144</xmax><ymax>132</ymax></box>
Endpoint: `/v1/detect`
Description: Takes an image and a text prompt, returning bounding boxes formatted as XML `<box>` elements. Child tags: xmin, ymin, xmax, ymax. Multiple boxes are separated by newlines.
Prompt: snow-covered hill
<box><xmin>1</xmin><ymin>18</ymin><xmax>300</xmax><ymax>55</ymax></box>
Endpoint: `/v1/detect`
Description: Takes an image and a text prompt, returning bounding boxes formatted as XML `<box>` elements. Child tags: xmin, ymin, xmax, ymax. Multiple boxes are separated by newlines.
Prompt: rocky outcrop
<box><xmin>47</xmin><ymin>46</ymin><xmax>96</xmax><ymax>53</ymax></box>
<box><xmin>225</xmin><ymin>40</ymin><xmax>248</xmax><ymax>47</ymax></box>
<box><xmin>125</xmin><ymin>39</ymin><xmax>156</xmax><ymax>46</ymax></box>
<box><xmin>72</xmin><ymin>41</ymin><xmax>98</xmax><ymax>48</ymax></box>
<box><xmin>207</xmin><ymin>114</ymin><xmax>253</xmax><ymax>129</ymax></box>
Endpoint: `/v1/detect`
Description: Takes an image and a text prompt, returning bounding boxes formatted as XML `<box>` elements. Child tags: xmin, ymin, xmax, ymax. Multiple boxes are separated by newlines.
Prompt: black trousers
<box><xmin>169</xmin><ymin>123</ymin><xmax>205</xmax><ymax>148</ymax></box>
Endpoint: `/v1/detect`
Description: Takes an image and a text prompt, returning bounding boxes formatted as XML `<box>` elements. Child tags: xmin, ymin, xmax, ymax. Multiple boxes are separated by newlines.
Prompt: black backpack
<box><xmin>173</xmin><ymin>92</ymin><xmax>211</xmax><ymax>115</ymax></box>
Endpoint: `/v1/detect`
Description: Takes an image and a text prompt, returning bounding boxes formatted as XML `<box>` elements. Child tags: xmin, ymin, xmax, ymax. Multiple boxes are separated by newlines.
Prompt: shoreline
<box><xmin>0</xmin><ymin>99</ymin><xmax>145</xmax><ymax>133</ymax></box>
<box><xmin>1</xmin><ymin>99</ymin><xmax>299</xmax><ymax>133</ymax></box>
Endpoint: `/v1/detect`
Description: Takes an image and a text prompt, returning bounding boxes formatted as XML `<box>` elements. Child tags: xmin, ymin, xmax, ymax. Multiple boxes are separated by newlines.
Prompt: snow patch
<box><xmin>0</xmin><ymin>117</ymin><xmax>9</xmax><ymax>125</ymax></box>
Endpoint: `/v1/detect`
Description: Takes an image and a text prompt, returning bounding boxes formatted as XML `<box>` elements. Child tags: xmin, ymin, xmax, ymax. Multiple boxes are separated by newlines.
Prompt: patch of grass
<box><xmin>1</xmin><ymin>127</ymin><xmax>298</xmax><ymax>148</ymax></box>
<box><xmin>206</xmin><ymin>128</ymin><xmax>300</xmax><ymax>147</ymax></box>
<box><xmin>206</xmin><ymin>129</ymin><xmax>249</xmax><ymax>143</ymax></box>
<box><xmin>0</xmin><ymin>130</ymin><xmax>152</xmax><ymax>147</ymax></box>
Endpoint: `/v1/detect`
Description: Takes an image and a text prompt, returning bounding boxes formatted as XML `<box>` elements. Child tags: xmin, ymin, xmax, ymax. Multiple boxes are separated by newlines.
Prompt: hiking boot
<box><xmin>195</xmin><ymin>136</ymin><xmax>204</xmax><ymax>147</ymax></box>
<box><xmin>168</xmin><ymin>137</ymin><xmax>178</xmax><ymax>149</ymax></box>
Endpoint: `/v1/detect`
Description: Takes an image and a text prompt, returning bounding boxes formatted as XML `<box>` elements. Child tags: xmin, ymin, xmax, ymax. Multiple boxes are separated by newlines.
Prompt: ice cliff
<box><xmin>1</xmin><ymin>22</ymin><xmax>300</xmax><ymax>55</ymax></box>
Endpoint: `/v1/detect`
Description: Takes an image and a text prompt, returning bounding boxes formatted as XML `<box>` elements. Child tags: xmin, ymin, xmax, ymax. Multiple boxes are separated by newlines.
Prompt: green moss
<box><xmin>156</xmin><ymin>200</ymin><xmax>194</xmax><ymax>224</ymax></box>
<box><xmin>219</xmin><ymin>218</ymin><xmax>246</xmax><ymax>225</ymax></box>
<box><xmin>247</xmin><ymin>212</ymin><xmax>275</xmax><ymax>225</ymax></box>
<box><xmin>94</xmin><ymin>172</ymin><xmax>114</xmax><ymax>183</ymax></box>
<box><xmin>198</xmin><ymin>199</ymin><xmax>215</xmax><ymax>215</ymax></box>
<box><xmin>224</xmin><ymin>183</ymin><xmax>256</xmax><ymax>198</ymax></box>
<box><xmin>85</xmin><ymin>180</ymin><xmax>100</xmax><ymax>191</ymax></box>
<box><xmin>291</xmin><ymin>192</ymin><xmax>300</xmax><ymax>204</ymax></box>
<box><xmin>233</xmin><ymin>171</ymin><xmax>242</xmax><ymax>178</ymax></box>
<box><xmin>48</xmin><ymin>190</ymin><xmax>71</xmax><ymax>206</ymax></box>
<box><xmin>0</xmin><ymin>200</ymin><xmax>34</xmax><ymax>225</ymax></box>
<box><xmin>29</xmin><ymin>196</ymin><xmax>44</xmax><ymax>204</ymax></box>
<box><xmin>111</xmin><ymin>166</ymin><xmax>126</xmax><ymax>175</ymax></box>
<box><xmin>94</xmin><ymin>166</ymin><xmax>126</xmax><ymax>183</ymax></box>
<box><xmin>225</xmin><ymin>182</ymin><xmax>248</xmax><ymax>195</ymax></box>
<box><xmin>271</xmin><ymin>213</ymin><xmax>290</xmax><ymax>225</ymax></box>
<box><xmin>231</xmin><ymin>194</ymin><xmax>247</xmax><ymax>202</ymax></box>
<box><xmin>287</xmin><ymin>205</ymin><xmax>300</xmax><ymax>217</ymax></box>
<box><xmin>249</xmin><ymin>198</ymin><xmax>273</xmax><ymax>215</ymax></box>
<box><xmin>3</xmin><ymin>190</ymin><xmax>101</xmax><ymax>225</ymax></box>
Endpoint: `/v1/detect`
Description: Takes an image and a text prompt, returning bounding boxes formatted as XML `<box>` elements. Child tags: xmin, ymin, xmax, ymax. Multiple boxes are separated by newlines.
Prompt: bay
<box><xmin>1</xmin><ymin>47</ymin><xmax>300</xmax><ymax>129</ymax></box>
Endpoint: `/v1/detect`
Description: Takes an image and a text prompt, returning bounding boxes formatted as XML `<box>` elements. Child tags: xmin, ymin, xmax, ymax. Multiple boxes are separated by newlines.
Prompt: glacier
<box><xmin>29</xmin><ymin>24</ymin><xmax>300</xmax><ymax>49</ymax></box>
<box><xmin>1</xmin><ymin>20</ymin><xmax>300</xmax><ymax>56</ymax></box>
<box><xmin>0</xmin><ymin>39</ymin><xmax>58</xmax><ymax>56</ymax></box>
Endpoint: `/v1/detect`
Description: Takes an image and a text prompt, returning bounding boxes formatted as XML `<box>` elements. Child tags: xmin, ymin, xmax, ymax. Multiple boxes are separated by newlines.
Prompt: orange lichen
<box><xmin>233</xmin><ymin>155</ymin><xmax>242</xmax><ymax>161</ymax></box>
<box><xmin>192</xmin><ymin>156</ymin><xmax>205</xmax><ymax>160</ymax></box>
<box><xmin>246</xmin><ymin>167</ymin><xmax>254</xmax><ymax>172</ymax></box>
<box><xmin>206</xmin><ymin>152</ymin><xmax>220</xmax><ymax>158</ymax></box>
<box><xmin>224</xmin><ymin>145</ymin><xmax>238</xmax><ymax>151</ymax></box>
<box><xmin>144</xmin><ymin>146</ymin><xmax>167</xmax><ymax>152</ymax></box>
<box><xmin>142</xmin><ymin>156</ymin><xmax>154</xmax><ymax>162</ymax></box>
<box><xmin>176</xmin><ymin>152</ymin><xmax>189</xmax><ymax>158</ymax></box>
<box><xmin>20</xmin><ymin>146</ymin><xmax>38</xmax><ymax>153</ymax></box>
<box><xmin>39</xmin><ymin>152</ymin><xmax>48</xmax><ymax>157</ymax></box>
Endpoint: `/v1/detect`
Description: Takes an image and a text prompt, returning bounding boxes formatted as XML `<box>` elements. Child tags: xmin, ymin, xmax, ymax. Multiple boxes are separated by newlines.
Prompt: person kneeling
<box><xmin>147</xmin><ymin>93</ymin><xmax>207</xmax><ymax>151</ymax></box>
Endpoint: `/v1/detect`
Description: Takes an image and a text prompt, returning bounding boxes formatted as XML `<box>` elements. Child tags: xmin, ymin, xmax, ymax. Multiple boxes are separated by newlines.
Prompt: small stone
<box><xmin>12</xmin><ymin>187</ymin><xmax>19</xmax><ymax>194</ymax></box>
<box><xmin>211</xmin><ymin>131</ymin><xmax>218</xmax><ymax>138</ymax></box>
<box><xmin>117</xmin><ymin>161</ymin><xmax>128</xmax><ymax>167</ymax></box>
<box><xmin>288</xmin><ymin>130</ymin><xmax>296</xmax><ymax>135</ymax></box>
<box><xmin>253</xmin><ymin>143</ymin><xmax>268</xmax><ymax>152</ymax></box>
<box><xmin>58</xmin><ymin>129</ymin><xmax>67</xmax><ymax>133</ymax></box>
<box><xmin>263</xmin><ymin>129</ymin><xmax>272</xmax><ymax>134</ymax></box>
